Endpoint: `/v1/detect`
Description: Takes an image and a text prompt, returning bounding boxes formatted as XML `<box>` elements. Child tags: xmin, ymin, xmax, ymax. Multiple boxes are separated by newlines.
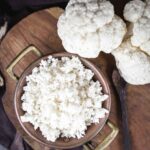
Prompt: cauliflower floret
<box><xmin>100</xmin><ymin>15</ymin><xmax>126</xmax><ymax>53</ymax></box>
<box><xmin>124</xmin><ymin>0</ymin><xmax>150</xmax><ymax>55</ymax></box>
<box><xmin>124</xmin><ymin>0</ymin><xmax>146</xmax><ymax>22</ymax></box>
<box><xmin>144</xmin><ymin>0</ymin><xmax>150</xmax><ymax>18</ymax></box>
<box><xmin>140</xmin><ymin>40</ymin><xmax>150</xmax><ymax>55</ymax></box>
<box><xmin>131</xmin><ymin>17</ymin><xmax>150</xmax><ymax>47</ymax></box>
<box><xmin>112</xmin><ymin>39</ymin><xmax>150</xmax><ymax>85</ymax></box>
<box><xmin>66</xmin><ymin>0</ymin><xmax>114</xmax><ymax>28</ymax></box>
<box><xmin>58</xmin><ymin>0</ymin><xmax>126</xmax><ymax>58</ymax></box>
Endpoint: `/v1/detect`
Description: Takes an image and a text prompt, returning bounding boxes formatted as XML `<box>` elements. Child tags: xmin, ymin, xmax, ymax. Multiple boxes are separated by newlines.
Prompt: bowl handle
<box><xmin>6</xmin><ymin>46</ymin><xmax>42</xmax><ymax>81</ymax></box>
<box><xmin>83</xmin><ymin>121</ymin><xmax>119</xmax><ymax>150</ymax></box>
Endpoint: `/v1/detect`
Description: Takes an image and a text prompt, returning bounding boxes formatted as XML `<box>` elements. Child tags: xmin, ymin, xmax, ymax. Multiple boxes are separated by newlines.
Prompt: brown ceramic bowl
<box><xmin>14</xmin><ymin>52</ymin><xmax>111</xmax><ymax>149</ymax></box>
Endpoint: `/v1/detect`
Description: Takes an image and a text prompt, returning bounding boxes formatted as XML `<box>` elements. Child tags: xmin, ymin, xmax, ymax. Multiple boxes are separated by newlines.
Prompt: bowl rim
<box><xmin>14</xmin><ymin>52</ymin><xmax>111</xmax><ymax>149</ymax></box>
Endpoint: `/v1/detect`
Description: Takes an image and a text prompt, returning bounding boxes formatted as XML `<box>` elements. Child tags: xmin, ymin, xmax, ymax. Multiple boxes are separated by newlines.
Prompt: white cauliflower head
<box><xmin>112</xmin><ymin>39</ymin><xmax>150</xmax><ymax>85</ymax></box>
<box><xmin>57</xmin><ymin>0</ymin><xmax>126</xmax><ymax>58</ymax></box>
<box><xmin>124</xmin><ymin>0</ymin><xmax>150</xmax><ymax>56</ymax></box>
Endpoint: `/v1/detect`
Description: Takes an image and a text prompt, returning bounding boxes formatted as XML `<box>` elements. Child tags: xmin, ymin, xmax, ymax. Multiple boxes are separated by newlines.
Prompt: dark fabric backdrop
<box><xmin>0</xmin><ymin>0</ymin><xmax>130</xmax><ymax>150</ymax></box>
<box><xmin>0</xmin><ymin>0</ymin><xmax>129</xmax><ymax>29</ymax></box>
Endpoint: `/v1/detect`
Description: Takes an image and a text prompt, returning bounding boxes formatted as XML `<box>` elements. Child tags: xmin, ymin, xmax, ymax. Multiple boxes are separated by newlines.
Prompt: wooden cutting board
<box><xmin>0</xmin><ymin>7</ymin><xmax>149</xmax><ymax>150</ymax></box>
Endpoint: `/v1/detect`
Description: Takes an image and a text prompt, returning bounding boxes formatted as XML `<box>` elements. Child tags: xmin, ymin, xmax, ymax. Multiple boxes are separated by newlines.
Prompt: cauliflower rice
<box><xmin>21</xmin><ymin>56</ymin><xmax>109</xmax><ymax>142</ymax></box>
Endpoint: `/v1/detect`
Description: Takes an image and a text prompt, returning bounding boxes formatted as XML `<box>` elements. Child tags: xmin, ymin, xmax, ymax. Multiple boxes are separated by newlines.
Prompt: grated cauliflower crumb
<box><xmin>20</xmin><ymin>56</ymin><xmax>108</xmax><ymax>142</ymax></box>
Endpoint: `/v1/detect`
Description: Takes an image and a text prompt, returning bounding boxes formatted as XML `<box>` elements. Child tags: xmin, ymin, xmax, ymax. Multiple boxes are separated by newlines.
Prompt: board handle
<box><xmin>83</xmin><ymin>121</ymin><xmax>119</xmax><ymax>150</ymax></box>
<box><xmin>6</xmin><ymin>46</ymin><xmax>42</xmax><ymax>80</ymax></box>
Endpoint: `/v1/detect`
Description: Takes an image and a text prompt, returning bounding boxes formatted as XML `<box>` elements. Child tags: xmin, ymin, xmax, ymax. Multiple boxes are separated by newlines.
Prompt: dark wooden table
<box><xmin>0</xmin><ymin>7</ymin><xmax>149</xmax><ymax>150</ymax></box>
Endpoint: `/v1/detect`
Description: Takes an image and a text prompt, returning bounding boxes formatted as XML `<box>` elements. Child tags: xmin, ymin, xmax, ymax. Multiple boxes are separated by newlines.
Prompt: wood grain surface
<box><xmin>0</xmin><ymin>7</ymin><xmax>149</xmax><ymax>150</ymax></box>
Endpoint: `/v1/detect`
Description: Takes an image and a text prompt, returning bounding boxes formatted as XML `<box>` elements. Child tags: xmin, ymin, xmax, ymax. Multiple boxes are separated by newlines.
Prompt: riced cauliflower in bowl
<box><xmin>14</xmin><ymin>53</ymin><xmax>111</xmax><ymax>149</ymax></box>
